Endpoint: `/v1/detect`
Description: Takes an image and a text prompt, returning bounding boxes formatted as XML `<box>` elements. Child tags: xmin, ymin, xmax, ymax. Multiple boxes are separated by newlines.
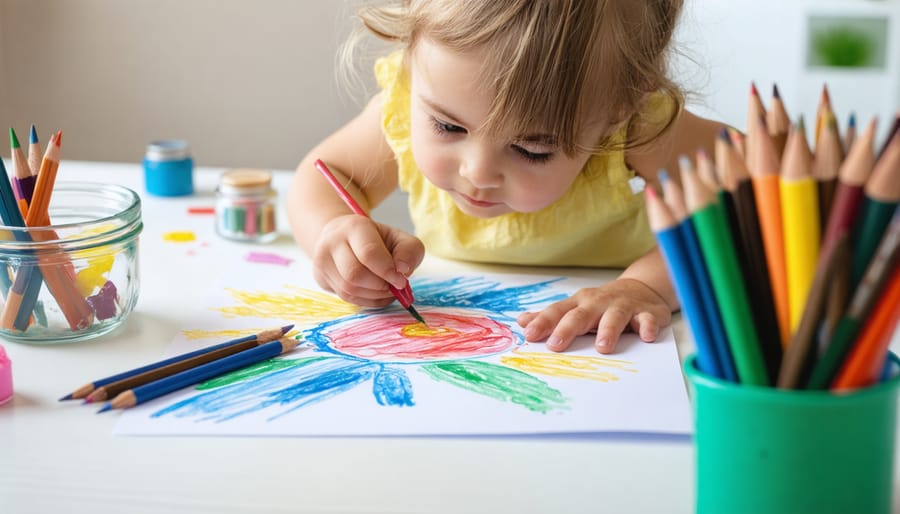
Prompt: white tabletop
<box><xmin>0</xmin><ymin>160</ymin><xmax>896</xmax><ymax>514</ymax></box>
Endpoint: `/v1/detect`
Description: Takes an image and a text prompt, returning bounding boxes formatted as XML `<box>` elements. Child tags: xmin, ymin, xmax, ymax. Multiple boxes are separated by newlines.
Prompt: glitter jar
<box><xmin>143</xmin><ymin>140</ymin><xmax>194</xmax><ymax>197</ymax></box>
<box><xmin>215</xmin><ymin>169</ymin><xmax>278</xmax><ymax>243</ymax></box>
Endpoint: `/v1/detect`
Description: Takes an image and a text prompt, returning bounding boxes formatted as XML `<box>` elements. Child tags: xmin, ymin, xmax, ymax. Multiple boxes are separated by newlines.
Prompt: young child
<box><xmin>288</xmin><ymin>0</ymin><xmax>725</xmax><ymax>354</ymax></box>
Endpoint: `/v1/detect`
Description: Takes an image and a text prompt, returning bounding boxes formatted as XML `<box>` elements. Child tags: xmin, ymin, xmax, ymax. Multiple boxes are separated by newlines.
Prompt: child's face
<box><xmin>408</xmin><ymin>40</ymin><xmax>598</xmax><ymax>218</ymax></box>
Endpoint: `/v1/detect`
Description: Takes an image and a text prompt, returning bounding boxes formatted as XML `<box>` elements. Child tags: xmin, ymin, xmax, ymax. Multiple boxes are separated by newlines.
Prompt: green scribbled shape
<box><xmin>196</xmin><ymin>356</ymin><xmax>329</xmax><ymax>390</ymax></box>
<box><xmin>420</xmin><ymin>360</ymin><xmax>568</xmax><ymax>413</ymax></box>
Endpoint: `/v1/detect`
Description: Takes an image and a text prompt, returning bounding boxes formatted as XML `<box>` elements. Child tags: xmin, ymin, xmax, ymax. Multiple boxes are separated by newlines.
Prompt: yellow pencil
<box><xmin>779</xmin><ymin>123</ymin><xmax>820</xmax><ymax>332</ymax></box>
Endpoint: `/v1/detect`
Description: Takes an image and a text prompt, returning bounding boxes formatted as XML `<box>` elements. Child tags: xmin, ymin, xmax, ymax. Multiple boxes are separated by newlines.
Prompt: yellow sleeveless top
<box><xmin>376</xmin><ymin>52</ymin><xmax>663</xmax><ymax>268</ymax></box>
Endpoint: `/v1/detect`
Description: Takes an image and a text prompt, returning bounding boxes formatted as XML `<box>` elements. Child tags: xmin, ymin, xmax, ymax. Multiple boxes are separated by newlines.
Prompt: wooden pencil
<box><xmin>779</xmin><ymin>122</ymin><xmax>820</xmax><ymax>333</ymax></box>
<box><xmin>9</xmin><ymin>128</ymin><xmax>35</xmax><ymax>213</ymax></box>
<box><xmin>813</xmin><ymin>114</ymin><xmax>844</xmax><ymax>226</ymax></box>
<box><xmin>849</xmin><ymin>127</ymin><xmax>900</xmax><ymax>288</ymax></box>
<box><xmin>727</xmin><ymin>127</ymin><xmax>746</xmax><ymax>160</ymax></box>
<box><xmin>814</xmin><ymin>84</ymin><xmax>833</xmax><ymax>146</ymax></box>
<box><xmin>744</xmin><ymin>83</ymin><xmax>767</xmax><ymax>167</ymax></box>
<box><xmin>681</xmin><ymin>157</ymin><xmax>768</xmax><ymax>386</ymax></box>
<box><xmin>843</xmin><ymin>112</ymin><xmax>857</xmax><ymax>154</ymax></box>
<box><xmin>646</xmin><ymin>184</ymin><xmax>724</xmax><ymax>379</ymax></box>
<box><xmin>776</xmin><ymin>232</ymin><xmax>850</xmax><ymax>389</ymax></box>
<box><xmin>821</xmin><ymin>118</ymin><xmax>877</xmax><ymax>252</ymax></box>
<box><xmin>808</xmin><ymin>206</ymin><xmax>900</xmax><ymax>389</ymax></box>
<box><xmin>27</xmin><ymin>124</ymin><xmax>42</xmax><ymax>184</ymax></box>
<box><xmin>98</xmin><ymin>337</ymin><xmax>300</xmax><ymax>412</ymax></box>
<box><xmin>878</xmin><ymin>113</ymin><xmax>900</xmax><ymax>159</ymax></box>
<box><xmin>748</xmin><ymin>115</ymin><xmax>790</xmax><ymax>346</ymax></box>
<box><xmin>659</xmin><ymin>169</ymin><xmax>737</xmax><ymax>382</ymax></box>
<box><xmin>767</xmin><ymin>84</ymin><xmax>791</xmax><ymax>159</ymax></box>
<box><xmin>831</xmin><ymin>265</ymin><xmax>900</xmax><ymax>391</ymax></box>
<box><xmin>715</xmin><ymin>131</ymin><xmax>782</xmax><ymax>380</ymax></box>
<box><xmin>60</xmin><ymin>324</ymin><xmax>293</xmax><ymax>400</ymax></box>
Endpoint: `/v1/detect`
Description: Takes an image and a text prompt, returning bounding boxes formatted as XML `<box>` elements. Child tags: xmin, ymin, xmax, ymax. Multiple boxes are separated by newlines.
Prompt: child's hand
<box><xmin>516</xmin><ymin>278</ymin><xmax>672</xmax><ymax>354</ymax></box>
<box><xmin>312</xmin><ymin>214</ymin><xmax>425</xmax><ymax>307</ymax></box>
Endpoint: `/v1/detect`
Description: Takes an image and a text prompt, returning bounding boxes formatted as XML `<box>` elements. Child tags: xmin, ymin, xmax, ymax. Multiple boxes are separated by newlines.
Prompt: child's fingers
<box><xmin>630</xmin><ymin>311</ymin><xmax>660</xmax><ymax>342</ymax></box>
<box><xmin>546</xmin><ymin>306</ymin><xmax>601</xmax><ymax>352</ymax></box>
<box><xmin>346</xmin><ymin>228</ymin><xmax>407</xmax><ymax>289</ymax></box>
<box><xmin>388</xmin><ymin>233</ymin><xmax>425</xmax><ymax>277</ymax></box>
<box><xmin>595</xmin><ymin>305</ymin><xmax>631</xmax><ymax>354</ymax></box>
<box><xmin>332</xmin><ymin>243</ymin><xmax>391</xmax><ymax>291</ymax></box>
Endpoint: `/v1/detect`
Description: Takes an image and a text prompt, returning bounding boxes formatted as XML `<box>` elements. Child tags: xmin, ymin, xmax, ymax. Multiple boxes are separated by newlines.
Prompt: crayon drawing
<box><xmin>115</xmin><ymin>265</ymin><xmax>692</xmax><ymax>437</ymax></box>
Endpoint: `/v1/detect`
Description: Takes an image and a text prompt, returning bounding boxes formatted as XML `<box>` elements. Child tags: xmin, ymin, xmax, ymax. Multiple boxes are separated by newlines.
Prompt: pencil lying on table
<box><xmin>60</xmin><ymin>324</ymin><xmax>293</xmax><ymax>400</ymax></box>
<box><xmin>313</xmin><ymin>158</ymin><xmax>426</xmax><ymax>325</ymax></box>
<box><xmin>97</xmin><ymin>337</ymin><xmax>300</xmax><ymax>412</ymax></box>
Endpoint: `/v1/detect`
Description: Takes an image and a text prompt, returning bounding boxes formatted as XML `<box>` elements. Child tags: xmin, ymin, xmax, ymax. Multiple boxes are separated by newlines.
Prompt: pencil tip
<box><xmin>750</xmin><ymin>82</ymin><xmax>759</xmax><ymax>97</ymax></box>
<box><xmin>58</xmin><ymin>393</ymin><xmax>72</xmax><ymax>401</ymax></box>
<box><xmin>9</xmin><ymin>127</ymin><xmax>20</xmax><ymax>149</ymax></box>
<box><xmin>408</xmin><ymin>305</ymin><xmax>427</xmax><ymax>325</ymax></box>
<box><xmin>280</xmin><ymin>324</ymin><xmax>294</xmax><ymax>334</ymax></box>
<box><xmin>848</xmin><ymin>112</ymin><xmax>856</xmax><ymax>127</ymax></box>
<box><xmin>657</xmin><ymin>169</ymin><xmax>670</xmax><ymax>183</ymax></box>
<box><xmin>83</xmin><ymin>397</ymin><xmax>94</xmax><ymax>404</ymax></box>
<box><xmin>97</xmin><ymin>403</ymin><xmax>112</xmax><ymax>414</ymax></box>
<box><xmin>55</xmin><ymin>131</ymin><xmax>62</xmax><ymax>145</ymax></box>
<box><xmin>29</xmin><ymin>124</ymin><xmax>38</xmax><ymax>143</ymax></box>
<box><xmin>677</xmin><ymin>155</ymin><xmax>693</xmax><ymax>172</ymax></box>
<box><xmin>718</xmin><ymin>127</ymin><xmax>732</xmax><ymax>143</ymax></box>
<box><xmin>772</xmin><ymin>83</ymin><xmax>781</xmax><ymax>99</ymax></box>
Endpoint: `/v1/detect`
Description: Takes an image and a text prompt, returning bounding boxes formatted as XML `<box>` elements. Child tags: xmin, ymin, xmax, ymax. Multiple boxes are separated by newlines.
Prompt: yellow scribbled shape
<box><xmin>181</xmin><ymin>327</ymin><xmax>302</xmax><ymax>341</ymax></box>
<box><xmin>162</xmin><ymin>231</ymin><xmax>196</xmax><ymax>243</ymax></box>
<box><xmin>401</xmin><ymin>322</ymin><xmax>456</xmax><ymax>337</ymax></box>
<box><xmin>213</xmin><ymin>286</ymin><xmax>359</xmax><ymax>323</ymax></box>
<box><xmin>501</xmin><ymin>349</ymin><xmax>637</xmax><ymax>382</ymax></box>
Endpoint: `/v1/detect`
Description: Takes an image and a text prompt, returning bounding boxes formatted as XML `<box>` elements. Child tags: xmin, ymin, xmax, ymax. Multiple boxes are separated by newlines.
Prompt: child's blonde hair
<box><xmin>347</xmin><ymin>0</ymin><xmax>685</xmax><ymax>156</ymax></box>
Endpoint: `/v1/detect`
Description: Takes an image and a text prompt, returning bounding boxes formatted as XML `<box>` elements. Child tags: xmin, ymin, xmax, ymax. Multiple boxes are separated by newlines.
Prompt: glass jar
<box><xmin>0</xmin><ymin>182</ymin><xmax>143</xmax><ymax>344</ymax></box>
<box><xmin>215</xmin><ymin>169</ymin><xmax>278</xmax><ymax>243</ymax></box>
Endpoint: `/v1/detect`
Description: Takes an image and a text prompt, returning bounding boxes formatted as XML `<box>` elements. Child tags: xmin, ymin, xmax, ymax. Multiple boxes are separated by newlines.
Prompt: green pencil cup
<box><xmin>684</xmin><ymin>353</ymin><xmax>900</xmax><ymax>514</ymax></box>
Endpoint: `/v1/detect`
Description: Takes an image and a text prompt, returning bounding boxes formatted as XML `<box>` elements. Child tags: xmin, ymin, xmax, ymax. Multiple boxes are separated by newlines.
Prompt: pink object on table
<box><xmin>0</xmin><ymin>343</ymin><xmax>12</xmax><ymax>405</ymax></box>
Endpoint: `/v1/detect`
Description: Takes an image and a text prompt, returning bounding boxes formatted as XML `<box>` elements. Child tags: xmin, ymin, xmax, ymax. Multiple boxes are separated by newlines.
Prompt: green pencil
<box><xmin>681</xmin><ymin>156</ymin><xmax>768</xmax><ymax>386</ymax></box>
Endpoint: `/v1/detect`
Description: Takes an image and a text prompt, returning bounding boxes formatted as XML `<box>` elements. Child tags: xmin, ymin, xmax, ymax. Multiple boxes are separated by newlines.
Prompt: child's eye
<box><xmin>430</xmin><ymin>117</ymin><xmax>466</xmax><ymax>136</ymax></box>
<box><xmin>512</xmin><ymin>145</ymin><xmax>553</xmax><ymax>164</ymax></box>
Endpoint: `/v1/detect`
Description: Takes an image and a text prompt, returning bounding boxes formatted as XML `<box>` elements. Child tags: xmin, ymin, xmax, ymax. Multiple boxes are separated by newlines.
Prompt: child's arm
<box><xmin>288</xmin><ymin>93</ymin><xmax>425</xmax><ymax>307</ymax></box>
<box><xmin>517</xmin><ymin>109</ymin><xmax>725</xmax><ymax>353</ymax></box>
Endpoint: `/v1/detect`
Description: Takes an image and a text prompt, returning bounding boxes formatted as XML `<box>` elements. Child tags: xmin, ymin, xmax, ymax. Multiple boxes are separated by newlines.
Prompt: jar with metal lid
<box><xmin>143</xmin><ymin>140</ymin><xmax>194</xmax><ymax>197</ymax></box>
<box><xmin>215</xmin><ymin>169</ymin><xmax>278</xmax><ymax>243</ymax></box>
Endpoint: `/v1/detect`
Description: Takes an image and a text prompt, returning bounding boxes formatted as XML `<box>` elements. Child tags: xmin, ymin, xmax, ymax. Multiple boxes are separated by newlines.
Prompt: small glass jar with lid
<box><xmin>215</xmin><ymin>169</ymin><xmax>278</xmax><ymax>243</ymax></box>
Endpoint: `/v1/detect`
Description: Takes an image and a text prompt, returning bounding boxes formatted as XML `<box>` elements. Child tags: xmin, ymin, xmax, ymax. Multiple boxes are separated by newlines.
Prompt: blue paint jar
<box><xmin>143</xmin><ymin>140</ymin><xmax>194</xmax><ymax>196</ymax></box>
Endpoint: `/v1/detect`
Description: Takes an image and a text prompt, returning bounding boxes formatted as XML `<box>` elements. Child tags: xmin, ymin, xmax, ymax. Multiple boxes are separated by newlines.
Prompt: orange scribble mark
<box><xmin>501</xmin><ymin>349</ymin><xmax>637</xmax><ymax>382</ymax></box>
<box><xmin>400</xmin><ymin>322</ymin><xmax>457</xmax><ymax>338</ymax></box>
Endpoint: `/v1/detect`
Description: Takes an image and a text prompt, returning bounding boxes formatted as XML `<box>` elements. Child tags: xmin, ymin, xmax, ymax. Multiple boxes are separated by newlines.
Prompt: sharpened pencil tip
<box><xmin>58</xmin><ymin>393</ymin><xmax>73</xmax><ymax>401</ymax></box>
<box><xmin>55</xmin><ymin>131</ymin><xmax>62</xmax><ymax>145</ymax></box>
<box><xmin>83</xmin><ymin>397</ymin><xmax>94</xmax><ymax>404</ymax></box>
<box><xmin>9</xmin><ymin>127</ymin><xmax>20</xmax><ymax>149</ymax></box>
<box><xmin>657</xmin><ymin>169</ymin><xmax>670</xmax><ymax>183</ymax></box>
<box><xmin>97</xmin><ymin>403</ymin><xmax>112</xmax><ymax>414</ymax></box>
<box><xmin>280</xmin><ymin>324</ymin><xmax>294</xmax><ymax>334</ymax></box>
<box><xmin>29</xmin><ymin>124</ymin><xmax>38</xmax><ymax>143</ymax></box>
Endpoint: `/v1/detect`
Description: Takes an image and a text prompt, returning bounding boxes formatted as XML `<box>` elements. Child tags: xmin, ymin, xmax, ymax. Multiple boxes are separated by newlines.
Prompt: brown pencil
<box><xmin>767</xmin><ymin>84</ymin><xmax>791</xmax><ymax>160</ymax></box>
<box><xmin>776</xmin><ymin>232</ymin><xmax>850</xmax><ymax>389</ymax></box>
<box><xmin>716</xmin><ymin>130</ymin><xmax>782</xmax><ymax>376</ymax></box>
<box><xmin>822</xmin><ymin>118</ymin><xmax>877</xmax><ymax>252</ymax></box>
<box><xmin>813</xmin><ymin>113</ymin><xmax>844</xmax><ymax>226</ymax></box>
<box><xmin>744</xmin><ymin>82</ymin><xmax>768</xmax><ymax>167</ymax></box>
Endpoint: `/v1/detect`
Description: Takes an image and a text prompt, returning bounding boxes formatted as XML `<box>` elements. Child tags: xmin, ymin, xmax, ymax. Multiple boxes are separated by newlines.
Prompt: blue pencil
<box><xmin>646</xmin><ymin>185</ymin><xmax>724</xmax><ymax>379</ymax></box>
<box><xmin>60</xmin><ymin>324</ymin><xmax>293</xmax><ymax>400</ymax></box>
<box><xmin>97</xmin><ymin>337</ymin><xmax>300</xmax><ymax>412</ymax></box>
<box><xmin>0</xmin><ymin>159</ymin><xmax>44</xmax><ymax>331</ymax></box>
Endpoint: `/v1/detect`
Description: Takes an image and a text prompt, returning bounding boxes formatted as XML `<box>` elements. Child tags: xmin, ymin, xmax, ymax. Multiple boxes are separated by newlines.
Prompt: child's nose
<box><xmin>460</xmin><ymin>155</ymin><xmax>502</xmax><ymax>189</ymax></box>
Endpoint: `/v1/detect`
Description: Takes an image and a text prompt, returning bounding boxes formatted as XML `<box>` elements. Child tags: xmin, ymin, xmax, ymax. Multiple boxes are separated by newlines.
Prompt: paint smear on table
<box><xmin>162</xmin><ymin>231</ymin><xmax>196</xmax><ymax>243</ymax></box>
<box><xmin>245</xmin><ymin>252</ymin><xmax>293</xmax><ymax>266</ymax></box>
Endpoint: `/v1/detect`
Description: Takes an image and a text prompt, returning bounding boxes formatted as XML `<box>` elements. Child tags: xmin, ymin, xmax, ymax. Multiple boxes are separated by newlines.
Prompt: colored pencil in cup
<box><xmin>848</xmin><ymin>128</ymin><xmax>900</xmax><ymax>289</ymax></box>
<box><xmin>776</xmin><ymin>232</ymin><xmax>850</xmax><ymax>389</ymax></box>
<box><xmin>813</xmin><ymin>114</ymin><xmax>844</xmax><ymax>227</ymax></box>
<box><xmin>779</xmin><ymin>121</ymin><xmax>821</xmax><ymax>333</ymax></box>
<box><xmin>681</xmin><ymin>156</ymin><xmax>768</xmax><ymax>386</ymax></box>
<box><xmin>814</xmin><ymin>84</ymin><xmax>833</xmax><ymax>146</ymax></box>
<box><xmin>27</xmin><ymin>124</ymin><xmax>42</xmax><ymax>186</ymax></box>
<box><xmin>9</xmin><ymin>128</ymin><xmax>36</xmax><ymax>214</ymax></box>
<box><xmin>831</xmin><ymin>265</ymin><xmax>900</xmax><ymax>391</ymax></box>
<box><xmin>809</xmin><ymin>205</ymin><xmax>900</xmax><ymax>389</ymax></box>
<box><xmin>313</xmin><ymin>158</ymin><xmax>425</xmax><ymax>324</ymax></box>
<box><xmin>843</xmin><ymin>112</ymin><xmax>857</xmax><ymax>154</ymax></box>
<box><xmin>744</xmin><ymin>83</ymin><xmax>767</xmax><ymax>166</ymax></box>
<box><xmin>767</xmin><ymin>84</ymin><xmax>791</xmax><ymax>160</ymax></box>
<box><xmin>0</xmin><ymin>159</ymin><xmax>46</xmax><ymax>331</ymax></box>
<box><xmin>658</xmin><ymin>170</ymin><xmax>737</xmax><ymax>382</ymax></box>
<box><xmin>60</xmin><ymin>324</ymin><xmax>293</xmax><ymax>400</ymax></box>
<box><xmin>97</xmin><ymin>337</ymin><xmax>300</xmax><ymax>412</ymax></box>
<box><xmin>714</xmin><ymin>133</ymin><xmax>782</xmax><ymax>379</ymax></box>
<box><xmin>748</xmin><ymin>115</ymin><xmax>790</xmax><ymax>347</ymax></box>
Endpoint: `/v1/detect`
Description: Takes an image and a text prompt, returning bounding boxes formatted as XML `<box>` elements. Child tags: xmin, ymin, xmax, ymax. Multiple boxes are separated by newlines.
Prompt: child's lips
<box><xmin>459</xmin><ymin>193</ymin><xmax>501</xmax><ymax>208</ymax></box>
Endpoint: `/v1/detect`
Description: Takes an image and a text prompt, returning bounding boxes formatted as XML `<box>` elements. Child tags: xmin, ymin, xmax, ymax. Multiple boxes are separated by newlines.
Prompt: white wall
<box><xmin>1</xmin><ymin>0</ymin><xmax>899</xmax><ymax>169</ymax></box>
